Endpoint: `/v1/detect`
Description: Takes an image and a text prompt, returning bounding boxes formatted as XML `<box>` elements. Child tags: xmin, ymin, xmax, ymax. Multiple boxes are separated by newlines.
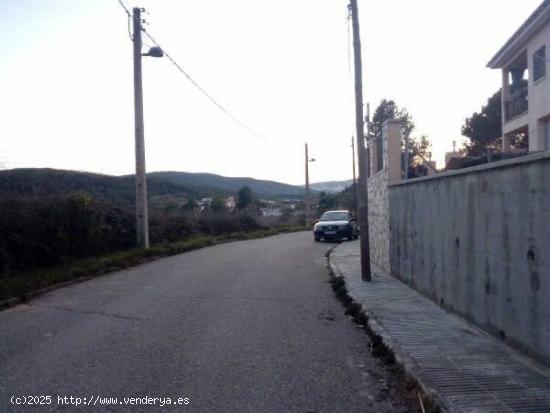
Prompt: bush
<box><xmin>197</xmin><ymin>212</ymin><xmax>264</xmax><ymax>236</ymax></box>
<box><xmin>0</xmin><ymin>194</ymin><xmax>134</xmax><ymax>275</ymax></box>
<box><xmin>149</xmin><ymin>210</ymin><xmax>196</xmax><ymax>243</ymax></box>
<box><xmin>0</xmin><ymin>195</ymin><xmax>266</xmax><ymax>277</ymax></box>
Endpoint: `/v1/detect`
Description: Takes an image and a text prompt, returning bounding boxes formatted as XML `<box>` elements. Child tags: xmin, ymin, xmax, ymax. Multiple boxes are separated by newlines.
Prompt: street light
<box><xmin>142</xmin><ymin>46</ymin><xmax>163</xmax><ymax>58</ymax></box>
<box><xmin>305</xmin><ymin>143</ymin><xmax>316</xmax><ymax>227</ymax></box>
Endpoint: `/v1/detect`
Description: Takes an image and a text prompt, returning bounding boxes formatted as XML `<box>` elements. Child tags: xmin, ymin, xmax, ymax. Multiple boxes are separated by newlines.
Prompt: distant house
<box><xmin>224</xmin><ymin>195</ymin><xmax>237</xmax><ymax>211</ymax></box>
<box><xmin>261</xmin><ymin>207</ymin><xmax>282</xmax><ymax>217</ymax></box>
<box><xmin>198</xmin><ymin>197</ymin><xmax>212</xmax><ymax>212</ymax></box>
<box><xmin>488</xmin><ymin>0</ymin><xmax>550</xmax><ymax>152</ymax></box>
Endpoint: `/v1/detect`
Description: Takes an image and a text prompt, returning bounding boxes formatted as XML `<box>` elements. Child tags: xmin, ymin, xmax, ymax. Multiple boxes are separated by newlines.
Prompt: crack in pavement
<box><xmin>162</xmin><ymin>295</ymin><xmax>295</xmax><ymax>302</ymax></box>
<box><xmin>33</xmin><ymin>304</ymin><xmax>144</xmax><ymax>322</ymax></box>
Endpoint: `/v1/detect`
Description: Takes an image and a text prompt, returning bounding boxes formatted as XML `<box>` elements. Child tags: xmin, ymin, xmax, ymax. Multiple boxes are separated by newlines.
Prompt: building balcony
<box><xmin>505</xmin><ymin>93</ymin><xmax>528</xmax><ymax>122</ymax></box>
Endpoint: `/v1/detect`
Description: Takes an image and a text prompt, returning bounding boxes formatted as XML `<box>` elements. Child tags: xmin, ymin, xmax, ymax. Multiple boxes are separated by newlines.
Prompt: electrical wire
<box><xmin>143</xmin><ymin>30</ymin><xmax>269</xmax><ymax>140</ymax></box>
<box><xmin>116</xmin><ymin>0</ymin><xmax>269</xmax><ymax>142</ymax></box>
<box><xmin>127</xmin><ymin>15</ymin><xmax>133</xmax><ymax>41</ymax></box>
<box><xmin>117</xmin><ymin>0</ymin><xmax>131</xmax><ymax>17</ymax></box>
<box><xmin>142</xmin><ymin>30</ymin><xmax>269</xmax><ymax>141</ymax></box>
<box><xmin>116</xmin><ymin>0</ymin><xmax>134</xmax><ymax>41</ymax></box>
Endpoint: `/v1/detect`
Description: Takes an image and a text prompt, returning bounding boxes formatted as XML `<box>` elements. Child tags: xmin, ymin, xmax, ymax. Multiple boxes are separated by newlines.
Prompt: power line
<box><xmin>116</xmin><ymin>0</ymin><xmax>134</xmax><ymax>41</ymax></box>
<box><xmin>116</xmin><ymin>0</ymin><xmax>269</xmax><ymax>142</ymax></box>
<box><xmin>142</xmin><ymin>30</ymin><xmax>269</xmax><ymax>141</ymax></box>
<box><xmin>117</xmin><ymin>0</ymin><xmax>131</xmax><ymax>17</ymax></box>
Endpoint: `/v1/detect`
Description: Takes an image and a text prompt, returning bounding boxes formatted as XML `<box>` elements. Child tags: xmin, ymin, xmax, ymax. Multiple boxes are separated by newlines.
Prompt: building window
<box><xmin>533</xmin><ymin>45</ymin><xmax>546</xmax><ymax>82</ymax></box>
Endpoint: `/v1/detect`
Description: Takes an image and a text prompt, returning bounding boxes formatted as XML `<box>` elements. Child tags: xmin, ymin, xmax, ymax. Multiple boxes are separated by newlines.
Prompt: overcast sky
<box><xmin>0</xmin><ymin>0</ymin><xmax>542</xmax><ymax>185</ymax></box>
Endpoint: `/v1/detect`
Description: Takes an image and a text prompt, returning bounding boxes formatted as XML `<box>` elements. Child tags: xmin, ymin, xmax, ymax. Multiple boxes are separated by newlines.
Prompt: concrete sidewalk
<box><xmin>329</xmin><ymin>241</ymin><xmax>550</xmax><ymax>413</ymax></box>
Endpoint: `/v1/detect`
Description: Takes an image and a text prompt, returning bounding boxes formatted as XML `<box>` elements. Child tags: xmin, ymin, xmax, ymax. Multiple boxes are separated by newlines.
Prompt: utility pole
<box><xmin>349</xmin><ymin>0</ymin><xmax>372</xmax><ymax>281</ymax></box>
<box><xmin>366</xmin><ymin>103</ymin><xmax>371</xmax><ymax>178</ymax></box>
<box><xmin>404</xmin><ymin>133</ymin><xmax>410</xmax><ymax>179</ymax></box>
<box><xmin>351</xmin><ymin>136</ymin><xmax>357</xmax><ymax>217</ymax></box>
<box><xmin>305</xmin><ymin>143</ymin><xmax>310</xmax><ymax>227</ymax></box>
<box><xmin>133</xmin><ymin>7</ymin><xmax>149</xmax><ymax>249</ymax></box>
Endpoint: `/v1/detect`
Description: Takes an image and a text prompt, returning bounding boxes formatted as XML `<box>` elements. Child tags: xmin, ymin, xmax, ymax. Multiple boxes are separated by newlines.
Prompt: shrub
<box><xmin>0</xmin><ymin>195</ymin><xmax>266</xmax><ymax>277</ymax></box>
<box><xmin>0</xmin><ymin>194</ymin><xmax>134</xmax><ymax>275</ymax></box>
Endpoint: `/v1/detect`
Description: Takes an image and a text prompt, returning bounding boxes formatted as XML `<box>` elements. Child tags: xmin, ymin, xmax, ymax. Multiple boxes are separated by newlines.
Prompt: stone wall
<box><xmin>367</xmin><ymin>169</ymin><xmax>390</xmax><ymax>271</ymax></box>
<box><xmin>388</xmin><ymin>152</ymin><xmax>550</xmax><ymax>365</ymax></box>
<box><xmin>366</xmin><ymin>120</ymin><xmax>400</xmax><ymax>272</ymax></box>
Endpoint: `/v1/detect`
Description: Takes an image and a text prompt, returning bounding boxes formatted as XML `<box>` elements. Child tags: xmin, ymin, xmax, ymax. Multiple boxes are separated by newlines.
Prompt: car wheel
<box><xmin>314</xmin><ymin>236</ymin><xmax>321</xmax><ymax>242</ymax></box>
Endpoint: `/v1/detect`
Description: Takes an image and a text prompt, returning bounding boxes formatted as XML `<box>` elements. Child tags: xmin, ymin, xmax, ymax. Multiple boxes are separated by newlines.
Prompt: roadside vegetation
<box><xmin>0</xmin><ymin>225</ymin><xmax>305</xmax><ymax>304</ymax></box>
<box><xmin>0</xmin><ymin>185</ymin><xmax>305</xmax><ymax>303</ymax></box>
<box><xmin>369</xmin><ymin>99</ymin><xmax>433</xmax><ymax>178</ymax></box>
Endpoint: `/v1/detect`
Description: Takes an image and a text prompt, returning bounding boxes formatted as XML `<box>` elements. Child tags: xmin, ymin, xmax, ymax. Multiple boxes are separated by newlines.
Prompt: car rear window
<box><xmin>320</xmin><ymin>212</ymin><xmax>348</xmax><ymax>221</ymax></box>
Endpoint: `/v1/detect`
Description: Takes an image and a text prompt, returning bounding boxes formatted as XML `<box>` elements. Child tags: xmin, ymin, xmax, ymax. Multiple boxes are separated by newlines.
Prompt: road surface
<box><xmin>0</xmin><ymin>232</ymin><xmax>412</xmax><ymax>412</ymax></box>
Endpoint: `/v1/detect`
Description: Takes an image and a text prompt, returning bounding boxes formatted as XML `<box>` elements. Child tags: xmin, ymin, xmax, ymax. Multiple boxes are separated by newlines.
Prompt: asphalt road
<box><xmin>0</xmin><ymin>232</ymin><xmax>412</xmax><ymax>412</ymax></box>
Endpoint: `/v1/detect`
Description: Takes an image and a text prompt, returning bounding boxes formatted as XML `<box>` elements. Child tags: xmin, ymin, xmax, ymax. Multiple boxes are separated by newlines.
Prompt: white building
<box><xmin>488</xmin><ymin>0</ymin><xmax>550</xmax><ymax>152</ymax></box>
<box><xmin>224</xmin><ymin>195</ymin><xmax>237</xmax><ymax>211</ymax></box>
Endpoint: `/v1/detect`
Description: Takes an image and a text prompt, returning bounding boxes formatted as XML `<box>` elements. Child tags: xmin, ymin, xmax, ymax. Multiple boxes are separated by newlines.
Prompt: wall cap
<box><xmin>389</xmin><ymin>150</ymin><xmax>550</xmax><ymax>187</ymax></box>
<box><xmin>368</xmin><ymin>168</ymin><xmax>387</xmax><ymax>183</ymax></box>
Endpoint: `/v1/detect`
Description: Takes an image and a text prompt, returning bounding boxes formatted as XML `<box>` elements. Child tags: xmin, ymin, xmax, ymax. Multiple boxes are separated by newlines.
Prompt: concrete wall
<box><xmin>388</xmin><ymin>152</ymin><xmax>550</xmax><ymax>365</ymax></box>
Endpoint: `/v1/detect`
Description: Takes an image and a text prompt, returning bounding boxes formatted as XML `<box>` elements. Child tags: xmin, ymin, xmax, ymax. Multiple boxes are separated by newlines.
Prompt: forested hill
<box><xmin>0</xmin><ymin>168</ymin><xmax>307</xmax><ymax>200</ymax></box>
<box><xmin>0</xmin><ymin>168</ymin><xmax>196</xmax><ymax>201</ymax></box>
<box><xmin>309</xmin><ymin>179</ymin><xmax>354</xmax><ymax>193</ymax></box>
<box><xmin>138</xmin><ymin>171</ymin><xmax>306</xmax><ymax>198</ymax></box>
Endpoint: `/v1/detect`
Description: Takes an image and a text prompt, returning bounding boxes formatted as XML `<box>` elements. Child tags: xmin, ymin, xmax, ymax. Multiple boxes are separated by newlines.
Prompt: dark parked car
<box><xmin>313</xmin><ymin>210</ymin><xmax>358</xmax><ymax>242</ymax></box>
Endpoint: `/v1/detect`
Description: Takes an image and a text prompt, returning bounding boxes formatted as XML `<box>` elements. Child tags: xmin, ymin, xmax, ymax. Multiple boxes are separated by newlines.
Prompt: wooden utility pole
<box><xmin>351</xmin><ymin>136</ymin><xmax>357</xmax><ymax>217</ymax></box>
<box><xmin>404</xmin><ymin>133</ymin><xmax>410</xmax><ymax>179</ymax></box>
<box><xmin>366</xmin><ymin>103</ymin><xmax>371</xmax><ymax>178</ymax></box>
<box><xmin>133</xmin><ymin>7</ymin><xmax>149</xmax><ymax>249</ymax></box>
<box><xmin>349</xmin><ymin>0</ymin><xmax>372</xmax><ymax>281</ymax></box>
<box><xmin>305</xmin><ymin>143</ymin><xmax>310</xmax><ymax>227</ymax></box>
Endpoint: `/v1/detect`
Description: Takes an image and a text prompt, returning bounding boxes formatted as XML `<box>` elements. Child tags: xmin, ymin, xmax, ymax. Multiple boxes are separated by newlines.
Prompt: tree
<box><xmin>370</xmin><ymin>99</ymin><xmax>432</xmax><ymax>176</ymax></box>
<box><xmin>410</xmin><ymin>135</ymin><xmax>431</xmax><ymax>159</ymax></box>
<box><xmin>210</xmin><ymin>196</ymin><xmax>226</xmax><ymax>213</ymax></box>
<box><xmin>316</xmin><ymin>191</ymin><xmax>337</xmax><ymax>216</ymax></box>
<box><xmin>237</xmin><ymin>185</ymin><xmax>254</xmax><ymax>210</ymax></box>
<box><xmin>370</xmin><ymin>99</ymin><xmax>415</xmax><ymax>142</ymax></box>
<box><xmin>408</xmin><ymin>135</ymin><xmax>432</xmax><ymax>175</ymax></box>
<box><xmin>461</xmin><ymin>90</ymin><xmax>503</xmax><ymax>156</ymax></box>
<box><xmin>183</xmin><ymin>197</ymin><xmax>198</xmax><ymax>212</ymax></box>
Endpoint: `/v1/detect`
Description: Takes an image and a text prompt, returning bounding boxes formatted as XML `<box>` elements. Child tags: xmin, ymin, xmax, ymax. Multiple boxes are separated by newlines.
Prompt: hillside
<box><xmin>309</xmin><ymin>179</ymin><xmax>353</xmax><ymax>193</ymax></box>
<box><xmin>0</xmin><ymin>168</ymin><xmax>307</xmax><ymax>201</ymax></box>
<box><xmin>0</xmin><ymin>168</ymin><xmax>197</xmax><ymax>202</ymax></box>
<box><xmin>148</xmin><ymin>171</ymin><xmax>306</xmax><ymax>198</ymax></box>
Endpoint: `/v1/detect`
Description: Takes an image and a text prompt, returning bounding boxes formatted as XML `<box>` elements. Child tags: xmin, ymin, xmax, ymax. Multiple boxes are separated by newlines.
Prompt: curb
<box><xmin>327</xmin><ymin>247</ymin><xmax>444</xmax><ymax>413</ymax></box>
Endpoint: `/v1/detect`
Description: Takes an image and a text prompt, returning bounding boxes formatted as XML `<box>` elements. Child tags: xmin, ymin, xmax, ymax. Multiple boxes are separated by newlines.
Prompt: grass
<box><xmin>0</xmin><ymin>225</ymin><xmax>307</xmax><ymax>305</ymax></box>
